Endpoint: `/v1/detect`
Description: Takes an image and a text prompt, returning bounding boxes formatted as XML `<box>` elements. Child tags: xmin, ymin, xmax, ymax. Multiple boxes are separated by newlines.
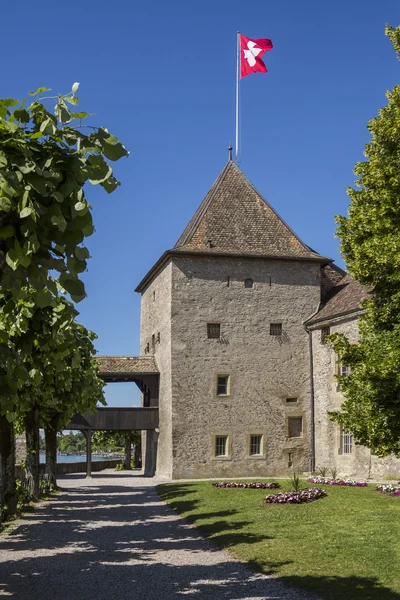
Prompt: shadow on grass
<box><xmin>278</xmin><ymin>574</ymin><xmax>400</xmax><ymax>600</ymax></box>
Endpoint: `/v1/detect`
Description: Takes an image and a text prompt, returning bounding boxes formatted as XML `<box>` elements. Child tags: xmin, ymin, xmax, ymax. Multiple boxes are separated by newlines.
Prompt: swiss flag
<box><xmin>240</xmin><ymin>34</ymin><xmax>273</xmax><ymax>78</ymax></box>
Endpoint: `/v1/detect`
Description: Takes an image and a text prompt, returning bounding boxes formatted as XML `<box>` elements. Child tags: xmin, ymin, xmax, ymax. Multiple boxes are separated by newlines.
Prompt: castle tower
<box><xmin>136</xmin><ymin>161</ymin><xmax>332</xmax><ymax>479</ymax></box>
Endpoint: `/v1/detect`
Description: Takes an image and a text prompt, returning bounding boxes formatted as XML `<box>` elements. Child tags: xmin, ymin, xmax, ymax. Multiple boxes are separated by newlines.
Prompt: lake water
<box><xmin>39</xmin><ymin>454</ymin><xmax>119</xmax><ymax>464</ymax></box>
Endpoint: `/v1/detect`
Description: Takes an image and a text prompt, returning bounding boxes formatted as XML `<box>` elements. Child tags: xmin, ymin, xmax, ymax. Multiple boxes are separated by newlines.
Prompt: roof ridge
<box><xmin>237</xmin><ymin>166</ymin><xmax>323</xmax><ymax>258</ymax></box>
<box><xmin>175</xmin><ymin>161</ymin><xmax>233</xmax><ymax>248</ymax></box>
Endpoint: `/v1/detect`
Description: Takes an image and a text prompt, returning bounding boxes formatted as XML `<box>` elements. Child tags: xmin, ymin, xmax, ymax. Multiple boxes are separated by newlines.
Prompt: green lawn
<box><xmin>157</xmin><ymin>479</ymin><xmax>400</xmax><ymax>600</ymax></box>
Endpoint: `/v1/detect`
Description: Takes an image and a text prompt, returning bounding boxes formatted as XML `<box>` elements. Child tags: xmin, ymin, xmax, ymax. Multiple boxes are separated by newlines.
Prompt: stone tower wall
<box><xmin>169</xmin><ymin>255</ymin><xmax>321</xmax><ymax>479</ymax></box>
<box><xmin>312</xmin><ymin>317</ymin><xmax>400</xmax><ymax>479</ymax></box>
<box><xmin>140</xmin><ymin>260</ymin><xmax>173</xmax><ymax>478</ymax></box>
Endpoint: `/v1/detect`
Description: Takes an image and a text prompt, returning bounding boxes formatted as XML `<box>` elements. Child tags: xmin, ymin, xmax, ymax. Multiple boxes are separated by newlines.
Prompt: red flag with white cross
<box><xmin>240</xmin><ymin>34</ymin><xmax>273</xmax><ymax>78</ymax></box>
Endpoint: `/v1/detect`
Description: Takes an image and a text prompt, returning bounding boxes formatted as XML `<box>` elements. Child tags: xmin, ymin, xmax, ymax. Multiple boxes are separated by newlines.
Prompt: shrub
<box><xmin>287</xmin><ymin>472</ymin><xmax>303</xmax><ymax>492</ymax></box>
<box><xmin>265</xmin><ymin>488</ymin><xmax>327</xmax><ymax>504</ymax></box>
<box><xmin>317</xmin><ymin>466</ymin><xmax>329</xmax><ymax>477</ymax></box>
<box><xmin>16</xmin><ymin>479</ymin><xmax>30</xmax><ymax>511</ymax></box>
<box><xmin>213</xmin><ymin>481</ymin><xmax>281</xmax><ymax>489</ymax></box>
<box><xmin>307</xmin><ymin>476</ymin><xmax>368</xmax><ymax>487</ymax></box>
<box><xmin>376</xmin><ymin>484</ymin><xmax>400</xmax><ymax>496</ymax></box>
<box><xmin>329</xmin><ymin>467</ymin><xmax>338</xmax><ymax>480</ymax></box>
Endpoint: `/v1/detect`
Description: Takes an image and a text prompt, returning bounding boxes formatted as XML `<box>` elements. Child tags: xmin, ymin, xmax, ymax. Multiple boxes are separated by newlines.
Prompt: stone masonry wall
<box><xmin>140</xmin><ymin>260</ymin><xmax>173</xmax><ymax>478</ymax></box>
<box><xmin>312</xmin><ymin>317</ymin><xmax>400</xmax><ymax>479</ymax></box>
<box><xmin>169</xmin><ymin>255</ymin><xmax>322</xmax><ymax>479</ymax></box>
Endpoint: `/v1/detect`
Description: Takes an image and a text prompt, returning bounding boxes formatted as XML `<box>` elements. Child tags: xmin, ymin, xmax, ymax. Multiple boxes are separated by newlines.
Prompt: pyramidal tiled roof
<box><xmin>136</xmin><ymin>161</ymin><xmax>331</xmax><ymax>292</ymax></box>
<box><xmin>173</xmin><ymin>161</ymin><xmax>329</xmax><ymax>261</ymax></box>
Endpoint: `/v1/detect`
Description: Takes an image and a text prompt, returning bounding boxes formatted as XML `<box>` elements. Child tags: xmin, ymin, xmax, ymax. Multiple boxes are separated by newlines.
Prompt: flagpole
<box><xmin>235</xmin><ymin>31</ymin><xmax>240</xmax><ymax>163</ymax></box>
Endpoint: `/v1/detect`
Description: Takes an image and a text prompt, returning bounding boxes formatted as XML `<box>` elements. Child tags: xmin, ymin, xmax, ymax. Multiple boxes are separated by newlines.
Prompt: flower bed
<box><xmin>376</xmin><ymin>484</ymin><xmax>400</xmax><ymax>496</ymax></box>
<box><xmin>213</xmin><ymin>481</ymin><xmax>281</xmax><ymax>489</ymax></box>
<box><xmin>307</xmin><ymin>476</ymin><xmax>368</xmax><ymax>487</ymax></box>
<box><xmin>265</xmin><ymin>488</ymin><xmax>327</xmax><ymax>504</ymax></box>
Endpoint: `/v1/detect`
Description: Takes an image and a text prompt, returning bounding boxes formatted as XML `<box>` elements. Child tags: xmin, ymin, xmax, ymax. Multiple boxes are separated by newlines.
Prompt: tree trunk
<box><xmin>25</xmin><ymin>406</ymin><xmax>40</xmax><ymax>500</ymax></box>
<box><xmin>134</xmin><ymin>440</ymin><xmax>141</xmax><ymax>468</ymax></box>
<box><xmin>0</xmin><ymin>416</ymin><xmax>17</xmax><ymax>520</ymax></box>
<box><xmin>123</xmin><ymin>433</ymin><xmax>132</xmax><ymax>470</ymax></box>
<box><xmin>44</xmin><ymin>416</ymin><xmax>58</xmax><ymax>489</ymax></box>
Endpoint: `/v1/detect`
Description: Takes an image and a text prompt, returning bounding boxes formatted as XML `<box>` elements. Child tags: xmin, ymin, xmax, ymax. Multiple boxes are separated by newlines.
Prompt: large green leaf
<box><xmin>0</xmin><ymin>98</ymin><xmax>19</xmax><ymax>107</ymax></box>
<box><xmin>0</xmin><ymin>225</ymin><xmax>14</xmax><ymax>239</ymax></box>
<box><xmin>28</xmin><ymin>87</ymin><xmax>51</xmax><ymax>96</ymax></box>
<box><xmin>60</xmin><ymin>274</ymin><xmax>85</xmax><ymax>301</ymax></box>
<box><xmin>35</xmin><ymin>289</ymin><xmax>53</xmax><ymax>308</ymax></box>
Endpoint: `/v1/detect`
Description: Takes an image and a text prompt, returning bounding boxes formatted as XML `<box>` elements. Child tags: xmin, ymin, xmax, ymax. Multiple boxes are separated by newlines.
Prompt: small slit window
<box><xmin>215</xmin><ymin>436</ymin><xmax>228</xmax><ymax>457</ymax></box>
<box><xmin>286</xmin><ymin>397</ymin><xmax>298</xmax><ymax>404</ymax></box>
<box><xmin>250</xmin><ymin>435</ymin><xmax>262</xmax><ymax>456</ymax></box>
<box><xmin>244</xmin><ymin>278</ymin><xmax>253</xmax><ymax>288</ymax></box>
<box><xmin>288</xmin><ymin>416</ymin><xmax>303</xmax><ymax>438</ymax></box>
<box><xmin>321</xmin><ymin>327</ymin><xmax>330</xmax><ymax>344</ymax></box>
<box><xmin>270</xmin><ymin>323</ymin><xmax>282</xmax><ymax>336</ymax></box>
<box><xmin>207</xmin><ymin>323</ymin><xmax>221</xmax><ymax>339</ymax></box>
<box><xmin>217</xmin><ymin>375</ymin><xmax>230</xmax><ymax>396</ymax></box>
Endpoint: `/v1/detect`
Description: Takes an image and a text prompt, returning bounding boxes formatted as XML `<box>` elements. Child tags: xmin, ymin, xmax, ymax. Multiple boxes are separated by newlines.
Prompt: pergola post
<box><xmin>83</xmin><ymin>430</ymin><xmax>93</xmax><ymax>478</ymax></box>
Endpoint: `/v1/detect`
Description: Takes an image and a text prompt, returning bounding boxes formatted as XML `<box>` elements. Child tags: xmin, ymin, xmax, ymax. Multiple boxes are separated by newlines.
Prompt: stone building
<box><xmin>137</xmin><ymin>160</ymin><xmax>400</xmax><ymax>480</ymax></box>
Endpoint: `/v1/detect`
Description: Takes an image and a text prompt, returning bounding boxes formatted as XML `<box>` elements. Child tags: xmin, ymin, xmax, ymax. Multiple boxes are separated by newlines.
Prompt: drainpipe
<box><xmin>303</xmin><ymin>302</ymin><xmax>321</xmax><ymax>474</ymax></box>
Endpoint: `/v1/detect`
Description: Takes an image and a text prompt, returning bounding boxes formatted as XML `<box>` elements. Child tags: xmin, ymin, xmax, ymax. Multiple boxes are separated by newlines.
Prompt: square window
<box><xmin>217</xmin><ymin>375</ymin><xmax>230</xmax><ymax>396</ymax></box>
<box><xmin>250</xmin><ymin>435</ymin><xmax>262</xmax><ymax>456</ymax></box>
<box><xmin>244</xmin><ymin>278</ymin><xmax>253</xmax><ymax>288</ymax></box>
<box><xmin>286</xmin><ymin>397</ymin><xmax>298</xmax><ymax>404</ymax></box>
<box><xmin>215</xmin><ymin>436</ymin><xmax>228</xmax><ymax>457</ymax></box>
<box><xmin>270</xmin><ymin>323</ymin><xmax>282</xmax><ymax>336</ymax></box>
<box><xmin>321</xmin><ymin>326</ymin><xmax>330</xmax><ymax>344</ymax></box>
<box><xmin>288</xmin><ymin>416</ymin><xmax>303</xmax><ymax>438</ymax></box>
<box><xmin>207</xmin><ymin>323</ymin><xmax>221</xmax><ymax>339</ymax></box>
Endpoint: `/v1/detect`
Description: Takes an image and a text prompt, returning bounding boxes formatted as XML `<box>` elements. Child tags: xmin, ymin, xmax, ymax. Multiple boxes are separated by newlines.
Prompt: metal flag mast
<box><xmin>235</xmin><ymin>31</ymin><xmax>240</xmax><ymax>163</ymax></box>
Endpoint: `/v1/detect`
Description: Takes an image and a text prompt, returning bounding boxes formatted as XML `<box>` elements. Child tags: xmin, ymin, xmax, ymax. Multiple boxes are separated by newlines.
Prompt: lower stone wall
<box><xmin>15</xmin><ymin>459</ymin><xmax>120</xmax><ymax>480</ymax></box>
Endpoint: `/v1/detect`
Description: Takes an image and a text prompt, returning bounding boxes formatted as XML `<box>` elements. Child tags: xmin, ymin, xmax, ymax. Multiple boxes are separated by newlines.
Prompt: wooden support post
<box><xmin>83</xmin><ymin>430</ymin><xmax>93</xmax><ymax>478</ymax></box>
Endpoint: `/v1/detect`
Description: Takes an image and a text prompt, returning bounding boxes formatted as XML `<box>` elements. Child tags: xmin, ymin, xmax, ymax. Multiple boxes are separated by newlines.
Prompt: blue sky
<box><xmin>3</xmin><ymin>0</ymin><xmax>399</xmax><ymax>406</ymax></box>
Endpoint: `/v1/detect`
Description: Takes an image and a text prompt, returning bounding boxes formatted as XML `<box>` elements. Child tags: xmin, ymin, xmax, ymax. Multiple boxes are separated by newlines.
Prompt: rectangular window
<box><xmin>207</xmin><ymin>323</ymin><xmax>221</xmax><ymax>339</ymax></box>
<box><xmin>270</xmin><ymin>323</ymin><xmax>282</xmax><ymax>336</ymax></box>
<box><xmin>215</xmin><ymin>436</ymin><xmax>228</xmax><ymax>457</ymax></box>
<box><xmin>341</xmin><ymin>427</ymin><xmax>353</xmax><ymax>454</ymax></box>
<box><xmin>286</xmin><ymin>397</ymin><xmax>298</xmax><ymax>403</ymax></box>
<box><xmin>250</xmin><ymin>435</ymin><xmax>262</xmax><ymax>456</ymax></box>
<box><xmin>321</xmin><ymin>326</ymin><xmax>330</xmax><ymax>344</ymax></box>
<box><xmin>288</xmin><ymin>416</ymin><xmax>303</xmax><ymax>438</ymax></box>
<box><xmin>336</xmin><ymin>355</ymin><xmax>350</xmax><ymax>391</ymax></box>
<box><xmin>217</xmin><ymin>375</ymin><xmax>230</xmax><ymax>396</ymax></box>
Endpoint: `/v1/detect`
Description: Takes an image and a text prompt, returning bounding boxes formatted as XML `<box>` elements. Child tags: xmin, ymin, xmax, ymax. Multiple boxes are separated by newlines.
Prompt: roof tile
<box><xmin>174</xmin><ymin>161</ymin><xmax>329</xmax><ymax>261</ymax></box>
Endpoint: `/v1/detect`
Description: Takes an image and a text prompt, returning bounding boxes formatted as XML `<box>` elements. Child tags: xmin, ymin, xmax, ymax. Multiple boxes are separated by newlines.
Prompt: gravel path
<box><xmin>0</xmin><ymin>470</ymin><xmax>318</xmax><ymax>600</ymax></box>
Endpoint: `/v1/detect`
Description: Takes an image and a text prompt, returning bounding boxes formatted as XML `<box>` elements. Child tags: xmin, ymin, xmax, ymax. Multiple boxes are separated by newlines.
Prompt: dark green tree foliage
<box><xmin>93</xmin><ymin>430</ymin><xmax>141</xmax><ymax>469</ymax></box>
<box><xmin>330</xmin><ymin>26</ymin><xmax>400</xmax><ymax>456</ymax></box>
<box><xmin>0</xmin><ymin>84</ymin><xmax>127</xmax><ymax>515</ymax></box>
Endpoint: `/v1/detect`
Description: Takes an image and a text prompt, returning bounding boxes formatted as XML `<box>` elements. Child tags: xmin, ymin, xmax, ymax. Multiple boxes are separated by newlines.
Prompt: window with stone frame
<box><xmin>288</xmin><ymin>416</ymin><xmax>303</xmax><ymax>438</ymax></box>
<box><xmin>336</xmin><ymin>354</ymin><xmax>350</xmax><ymax>391</ymax></box>
<box><xmin>321</xmin><ymin>326</ymin><xmax>330</xmax><ymax>344</ymax></box>
<box><xmin>207</xmin><ymin>323</ymin><xmax>221</xmax><ymax>339</ymax></box>
<box><xmin>215</xmin><ymin>435</ymin><xmax>228</xmax><ymax>457</ymax></box>
<box><xmin>249</xmin><ymin>434</ymin><xmax>263</xmax><ymax>456</ymax></box>
<box><xmin>216</xmin><ymin>375</ymin><xmax>230</xmax><ymax>396</ymax></box>
<box><xmin>340</xmin><ymin>426</ymin><xmax>353</xmax><ymax>455</ymax></box>
<box><xmin>270</xmin><ymin>323</ymin><xmax>282</xmax><ymax>336</ymax></box>
<box><xmin>244</xmin><ymin>278</ymin><xmax>253</xmax><ymax>288</ymax></box>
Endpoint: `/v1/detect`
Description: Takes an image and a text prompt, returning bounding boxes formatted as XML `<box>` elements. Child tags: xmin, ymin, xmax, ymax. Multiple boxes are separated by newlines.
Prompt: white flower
<box><xmin>72</xmin><ymin>82</ymin><xmax>80</xmax><ymax>94</ymax></box>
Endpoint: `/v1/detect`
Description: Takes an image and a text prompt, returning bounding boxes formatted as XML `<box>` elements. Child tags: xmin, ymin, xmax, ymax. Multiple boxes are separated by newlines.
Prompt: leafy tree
<box><xmin>0</xmin><ymin>84</ymin><xmax>127</xmax><ymax>515</ymax></box>
<box><xmin>92</xmin><ymin>431</ymin><xmax>141</xmax><ymax>469</ymax></box>
<box><xmin>57</xmin><ymin>432</ymin><xmax>86</xmax><ymax>454</ymax></box>
<box><xmin>330</xmin><ymin>25</ymin><xmax>400</xmax><ymax>456</ymax></box>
